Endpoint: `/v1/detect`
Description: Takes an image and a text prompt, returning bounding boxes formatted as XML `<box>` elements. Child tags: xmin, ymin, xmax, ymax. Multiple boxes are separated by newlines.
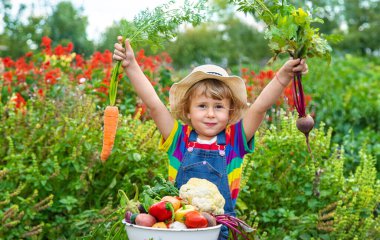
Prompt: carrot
<box><xmin>100</xmin><ymin>56</ymin><xmax>122</xmax><ymax>161</ymax></box>
<box><xmin>100</xmin><ymin>106</ymin><xmax>119</xmax><ymax>161</ymax></box>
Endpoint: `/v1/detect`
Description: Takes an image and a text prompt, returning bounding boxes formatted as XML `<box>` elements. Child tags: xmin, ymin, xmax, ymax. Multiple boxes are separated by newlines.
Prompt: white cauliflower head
<box><xmin>179</xmin><ymin>178</ymin><xmax>225</xmax><ymax>215</ymax></box>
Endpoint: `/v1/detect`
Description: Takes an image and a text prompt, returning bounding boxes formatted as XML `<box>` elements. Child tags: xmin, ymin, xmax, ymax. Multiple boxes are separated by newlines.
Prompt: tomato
<box><xmin>184</xmin><ymin>210</ymin><xmax>208</xmax><ymax>228</ymax></box>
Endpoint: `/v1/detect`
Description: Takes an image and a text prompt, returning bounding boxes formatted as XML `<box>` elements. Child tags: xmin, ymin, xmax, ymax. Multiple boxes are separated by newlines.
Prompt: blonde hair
<box><xmin>172</xmin><ymin>79</ymin><xmax>247</xmax><ymax>125</ymax></box>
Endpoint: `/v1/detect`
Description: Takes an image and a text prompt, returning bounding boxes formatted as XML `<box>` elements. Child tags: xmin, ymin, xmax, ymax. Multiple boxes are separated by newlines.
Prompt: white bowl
<box><xmin>123</xmin><ymin>220</ymin><xmax>222</xmax><ymax>240</ymax></box>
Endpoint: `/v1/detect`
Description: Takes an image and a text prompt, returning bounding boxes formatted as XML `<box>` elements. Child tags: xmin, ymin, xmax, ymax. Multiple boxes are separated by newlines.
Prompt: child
<box><xmin>113</xmin><ymin>37</ymin><xmax>308</xmax><ymax>239</ymax></box>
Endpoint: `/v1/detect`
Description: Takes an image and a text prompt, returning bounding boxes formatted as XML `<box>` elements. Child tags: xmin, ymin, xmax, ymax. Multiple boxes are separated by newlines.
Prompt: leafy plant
<box><xmin>237</xmin><ymin>110</ymin><xmax>379</xmax><ymax>239</ymax></box>
<box><xmin>230</xmin><ymin>0</ymin><xmax>333</xmax><ymax>63</ymax></box>
<box><xmin>0</xmin><ymin>87</ymin><xmax>167</xmax><ymax>238</ymax></box>
<box><xmin>108</xmin><ymin>0</ymin><xmax>208</xmax><ymax>106</ymax></box>
<box><xmin>230</xmin><ymin>0</ymin><xmax>338</xmax><ymax>158</ymax></box>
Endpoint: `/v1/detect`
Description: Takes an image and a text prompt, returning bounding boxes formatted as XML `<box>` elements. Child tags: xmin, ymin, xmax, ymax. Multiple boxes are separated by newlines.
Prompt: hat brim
<box><xmin>169</xmin><ymin>71</ymin><xmax>247</xmax><ymax>112</ymax></box>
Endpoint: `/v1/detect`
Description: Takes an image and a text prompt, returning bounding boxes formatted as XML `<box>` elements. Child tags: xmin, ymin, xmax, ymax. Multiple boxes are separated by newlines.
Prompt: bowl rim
<box><xmin>122</xmin><ymin>220</ymin><xmax>222</xmax><ymax>232</ymax></box>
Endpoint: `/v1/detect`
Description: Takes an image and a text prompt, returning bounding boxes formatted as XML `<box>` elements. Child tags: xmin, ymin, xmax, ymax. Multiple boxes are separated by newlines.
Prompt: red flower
<box><xmin>75</xmin><ymin>54</ymin><xmax>84</xmax><ymax>67</ymax></box>
<box><xmin>3</xmin><ymin>71</ymin><xmax>13</xmax><ymax>84</ymax></box>
<box><xmin>17</xmin><ymin>72</ymin><xmax>26</xmax><ymax>83</ymax></box>
<box><xmin>25</xmin><ymin>52</ymin><xmax>33</xmax><ymax>58</ymax></box>
<box><xmin>3</xmin><ymin>57</ymin><xmax>14</xmax><ymax>68</ymax></box>
<box><xmin>90</xmin><ymin>51</ymin><xmax>104</xmax><ymax>68</ymax></box>
<box><xmin>266</xmin><ymin>70</ymin><xmax>275</xmax><ymax>79</ymax></box>
<box><xmin>54</xmin><ymin>45</ymin><xmax>64</xmax><ymax>56</ymax></box>
<box><xmin>42</xmin><ymin>60</ymin><xmax>50</xmax><ymax>69</ymax></box>
<box><xmin>102</xmin><ymin>50</ymin><xmax>113</xmax><ymax>66</ymax></box>
<box><xmin>44</xmin><ymin>69</ymin><xmax>61</xmax><ymax>84</ymax></box>
<box><xmin>65</xmin><ymin>42</ymin><xmax>74</xmax><ymax>53</ymax></box>
<box><xmin>41</xmin><ymin>36</ymin><xmax>52</xmax><ymax>55</ymax></box>
<box><xmin>41</xmin><ymin>36</ymin><xmax>52</xmax><ymax>48</ymax></box>
<box><xmin>161</xmin><ymin>52</ymin><xmax>172</xmax><ymax>63</ymax></box>
<box><xmin>13</xmin><ymin>93</ymin><xmax>26</xmax><ymax>109</ymax></box>
<box><xmin>37</xmin><ymin>89</ymin><xmax>44</xmax><ymax>97</ymax></box>
<box><xmin>154</xmin><ymin>55</ymin><xmax>162</xmax><ymax>63</ymax></box>
<box><xmin>136</xmin><ymin>49</ymin><xmax>145</xmax><ymax>62</ymax></box>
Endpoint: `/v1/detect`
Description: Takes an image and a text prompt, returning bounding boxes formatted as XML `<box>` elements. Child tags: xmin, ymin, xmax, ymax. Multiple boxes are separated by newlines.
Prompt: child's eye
<box><xmin>197</xmin><ymin>104</ymin><xmax>207</xmax><ymax>109</ymax></box>
<box><xmin>215</xmin><ymin>105</ymin><xmax>225</xmax><ymax>109</ymax></box>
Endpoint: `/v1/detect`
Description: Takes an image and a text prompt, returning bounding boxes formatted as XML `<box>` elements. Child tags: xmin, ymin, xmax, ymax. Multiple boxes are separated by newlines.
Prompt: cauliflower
<box><xmin>169</xmin><ymin>221</ymin><xmax>187</xmax><ymax>229</ymax></box>
<box><xmin>179</xmin><ymin>178</ymin><xmax>225</xmax><ymax>215</ymax></box>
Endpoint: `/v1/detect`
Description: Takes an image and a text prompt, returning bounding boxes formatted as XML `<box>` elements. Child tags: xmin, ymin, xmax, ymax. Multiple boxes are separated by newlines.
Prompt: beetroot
<box><xmin>296</xmin><ymin>115</ymin><xmax>314</xmax><ymax>134</ymax></box>
<box><xmin>200</xmin><ymin>212</ymin><xmax>216</xmax><ymax>227</ymax></box>
<box><xmin>296</xmin><ymin>114</ymin><xmax>314</xmax><ymax>153</ymax></box>
<box><xmin>292</xmin><ymin>71</ymin><xmax>314</xmax><ymax>154</ymax></box>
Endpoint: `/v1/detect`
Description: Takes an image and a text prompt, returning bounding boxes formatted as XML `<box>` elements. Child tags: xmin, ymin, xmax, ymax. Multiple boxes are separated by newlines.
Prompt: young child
<box><xmin>113</xmin><ymin>37</ymin><xmax>308</xmax><ymax>239</ymax></box>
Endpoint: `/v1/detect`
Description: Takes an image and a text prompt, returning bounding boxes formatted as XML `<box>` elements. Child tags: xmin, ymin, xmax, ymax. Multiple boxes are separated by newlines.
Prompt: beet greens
<box><xmin>214</xmin><ymin>214</ymin><xmax>255</xmax><ymax>240</ymax></box>
<box><xmin>232</xmin><ymin>0</ymin><xmax>335</xmax><ymax>154</ymax></box>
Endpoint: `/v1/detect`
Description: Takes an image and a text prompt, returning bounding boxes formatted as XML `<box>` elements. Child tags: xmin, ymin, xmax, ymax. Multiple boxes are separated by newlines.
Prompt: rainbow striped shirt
<box><xmin>159</xmin><ymin>120</ymin><xmax>254</xmax><ymax>206</ymax></box>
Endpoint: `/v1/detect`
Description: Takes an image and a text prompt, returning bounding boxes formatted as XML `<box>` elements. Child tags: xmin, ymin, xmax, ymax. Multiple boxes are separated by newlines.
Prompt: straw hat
<box><xmin>169</xmin><ymin>64</ymin><xmax>247</xmax><ymax>112</ymax></box>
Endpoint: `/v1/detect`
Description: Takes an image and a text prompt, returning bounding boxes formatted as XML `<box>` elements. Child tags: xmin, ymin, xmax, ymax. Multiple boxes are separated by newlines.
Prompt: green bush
<box><xmin>304</xmin><ymin>55</ymin><xmax>380</xmax><ymax>176</ymax></box>
<box><xmin>0</xmin><ymin>88</ymin><xmax>166</xmax><ymax>239</ymax></box>
<box><xmin>237</xmin><ymin>111</ymin><xmax>380</xmax><ymax>239</ymax></box>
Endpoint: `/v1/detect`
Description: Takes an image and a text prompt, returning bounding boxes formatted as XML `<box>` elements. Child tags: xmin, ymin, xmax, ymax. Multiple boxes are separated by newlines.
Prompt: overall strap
<box><xmin>188</xmin><ymin>130</ymin><xmax>226</xmax><ymax>156</ymax></box>
<box><xmin>188</xmin><ymin>130</ymin><xmax>226</xmax><ymax>144</ymax></box>
<box><xmin>189</xmin><ymin>130</ymin><xmax>198</xmax><ymax>142</ymax></box>
<box><xmin>216</xmin><ymin>130</ymin><xmax>226</xmax><ymax>145</ymax></box>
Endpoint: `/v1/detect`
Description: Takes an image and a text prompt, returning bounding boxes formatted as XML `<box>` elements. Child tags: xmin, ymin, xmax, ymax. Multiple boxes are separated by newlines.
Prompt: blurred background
<box><xmin>2</xmin><ymin>0</ymin><xmax>379</xmax><ymax>67</ymax></box>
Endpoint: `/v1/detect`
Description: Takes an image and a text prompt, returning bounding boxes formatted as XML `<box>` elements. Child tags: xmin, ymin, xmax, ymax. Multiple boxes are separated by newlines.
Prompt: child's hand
<box><xmin>276</xmin><ymin>58</ymin><xmax>308</xmax><ymax>86</ymax></box>
<box><xmin>113</xmin><ymin>36</ymin><xmax>136</xmax><ymax>69</ymax></box>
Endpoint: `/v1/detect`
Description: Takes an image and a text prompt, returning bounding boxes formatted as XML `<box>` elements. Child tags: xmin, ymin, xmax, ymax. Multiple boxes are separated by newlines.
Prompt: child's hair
<box><xmin>172</xmin><ymin>78</ymin><xmax>247</xmax><ymax>125</ymax></box>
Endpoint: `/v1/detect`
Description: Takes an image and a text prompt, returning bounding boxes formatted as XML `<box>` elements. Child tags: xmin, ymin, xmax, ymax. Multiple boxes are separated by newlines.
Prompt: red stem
<box><xmin>292</xmin><ymin>75</ymin><xmax>300</xmax><ymax>115</ymax></box>
<box><xmin>292</xmin><ymin>71</ymin><xmax>306</xmax><ymax>117</ymax></box>
<box><xmin>297</xmin><ymin>72</ymin><xmax>306</xmax><ymax>116</ymax></box>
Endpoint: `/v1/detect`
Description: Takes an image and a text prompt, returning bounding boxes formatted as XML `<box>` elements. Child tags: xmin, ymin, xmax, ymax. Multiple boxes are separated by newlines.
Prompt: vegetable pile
<box><xmin>122</xmin><ymin>176</ymin><xmax>254</xmax><ymax>239</ymax></box>
<box><xmin>232</xmin><ymin>0</ymin><xmax>334</xmax><ymax>154</ymax></box>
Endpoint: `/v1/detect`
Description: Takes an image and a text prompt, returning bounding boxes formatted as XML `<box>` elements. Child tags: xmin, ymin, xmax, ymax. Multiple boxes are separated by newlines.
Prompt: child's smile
<box><xmin>187</xmin><ymin>93</ymin><xmax>230</xmax><ymax>141</ymax></box>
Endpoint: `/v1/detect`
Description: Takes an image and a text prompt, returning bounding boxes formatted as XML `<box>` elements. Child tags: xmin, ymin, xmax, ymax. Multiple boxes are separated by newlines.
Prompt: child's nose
<box><xmin>206</xmin><ymin>108</ymin><xmax>215</xmax><ymax>117</ymax></box>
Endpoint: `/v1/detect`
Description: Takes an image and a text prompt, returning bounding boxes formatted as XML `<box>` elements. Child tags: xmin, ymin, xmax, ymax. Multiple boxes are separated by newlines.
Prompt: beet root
<box><xmin>296</xmin><ymin>115</ymin><xmax>314</xmax><ymax>134</ymax></box>
<box><xmin>296</xmin><ymin>115</ymin><xmax>315</xmax><ymax>155</ymax></box>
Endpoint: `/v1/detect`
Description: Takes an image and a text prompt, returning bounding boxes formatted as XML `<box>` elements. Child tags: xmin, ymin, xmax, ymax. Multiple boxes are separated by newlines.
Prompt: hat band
<box><xmin>206</xmin><ymin>71</ymin><xmax>223</xmax><ymax>76</ymax></box>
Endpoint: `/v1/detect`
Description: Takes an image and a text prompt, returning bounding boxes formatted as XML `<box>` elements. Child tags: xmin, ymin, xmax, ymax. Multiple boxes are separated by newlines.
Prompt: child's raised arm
<box><xmin>243</xmin><ymin>58</ymin><xmax>308</xmax><ymax>140</ymax></box>
<box><xmin>113</xmin><ymin>37</ymin><xmax>174</xmax><ymax>139</ymax></box>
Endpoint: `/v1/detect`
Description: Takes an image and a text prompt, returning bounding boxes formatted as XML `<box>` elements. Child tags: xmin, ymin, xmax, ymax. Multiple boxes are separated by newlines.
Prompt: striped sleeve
<box><xmin>159</xmin><ymin>120</ymin><xmax>184</xmax><ymax>182</ymax></box>
<box><xmin>226</xmin><ymin>120</ymin><xmax>255</xmax><ymax>205</ymax></box>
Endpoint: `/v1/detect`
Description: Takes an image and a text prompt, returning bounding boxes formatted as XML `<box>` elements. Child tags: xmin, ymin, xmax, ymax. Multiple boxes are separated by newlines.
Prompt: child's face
<box><xmin>187</xmin><ymin>92</ymin><xmax>231</xmax><ymax>141</ymax></box>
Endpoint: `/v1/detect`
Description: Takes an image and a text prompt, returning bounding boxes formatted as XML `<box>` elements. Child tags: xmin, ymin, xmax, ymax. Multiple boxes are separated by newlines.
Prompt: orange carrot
<box><xmin>100</xmin><ymin>105</ymin><xmax>119</xmax><ymax>161</ymax></box>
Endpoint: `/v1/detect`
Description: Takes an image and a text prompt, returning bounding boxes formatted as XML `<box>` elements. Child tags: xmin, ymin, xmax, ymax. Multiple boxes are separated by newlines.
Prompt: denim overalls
<box><xmin>175</xmin><ymin>130</ymin><xmax>235</xmax><ymax>240</ymax></box>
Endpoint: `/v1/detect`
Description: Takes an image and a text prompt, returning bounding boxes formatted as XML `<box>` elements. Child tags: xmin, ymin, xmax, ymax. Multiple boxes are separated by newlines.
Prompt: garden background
<box><xmin>1</xmin><ymin>0</ymin><xmax>379</xmax><ymax>239</ymax></box>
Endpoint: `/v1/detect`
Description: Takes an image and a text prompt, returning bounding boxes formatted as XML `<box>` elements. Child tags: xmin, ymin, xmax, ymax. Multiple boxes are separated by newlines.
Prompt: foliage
<box><xmin>164</xmin><ymin>22</ymin><xmax>225</xmax><ymax>69</ymax></box>
<box><xmin>333</xmin><ymin>0</ymin><xmax>380</xmax><ymax>55</ymax></box>
<box><xmin>108</xmin><ymin>0</ymin><xmax>207</xmax><ymax>106</ymax></box>
<box><xmin>96</xmin><ymin>20</ymin><xmax>128</xmax><ymax>52</ymax></box>
<box><xmin>122</xmin><ymin>0</ymin><xmax>207</xmax><ymax>51</ymax></box>
<box><xmin>164</xmin><ymin>14</ymin><xmax>271</xmax><ymax>69</ymax></box>
<box><xmin>46</xmin><ymin>1</ymin><xmax>95</xmax><ymax>56</ymax></box>
<box><xmin>304</xmin><ymin>55</ymin><xmax>380</xmax><ymax>176</ymax></box>
<box><xmin>321</xmin><ymin>149</ymin><xmax>380</xmax><ymax>239</ymax></box>
<box><xmin>230</xmin><ymin>0</ymin><xmax>333</xmax><ymax>64</ymax></box>
<box><xmin>221</xmin><ymin>15</ymin><xmax>271</xmax><ymax>66</ymax></box>
<box><xmin>0</xmin><ymin>0</ymin><xmax>49</xmax><ymax>58</ymax></box>
<box><xmin>0</xmin><ymin>91</ymin><xmax>167</xmax><ymax>239</ymax></box>
<box><xmin>0</xmin><ymin>1</ymin><xmax>94</xmax><ymax>58</ymax></box>
<box><xmin>237</xmin><ymin>111</ymin><xmax>379</xmax><ymax>239</ymax></box>
<box><xmin>0</xmin><ymin>36</ymin><xmax>174</xmax><ymax>118</ymax></box>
